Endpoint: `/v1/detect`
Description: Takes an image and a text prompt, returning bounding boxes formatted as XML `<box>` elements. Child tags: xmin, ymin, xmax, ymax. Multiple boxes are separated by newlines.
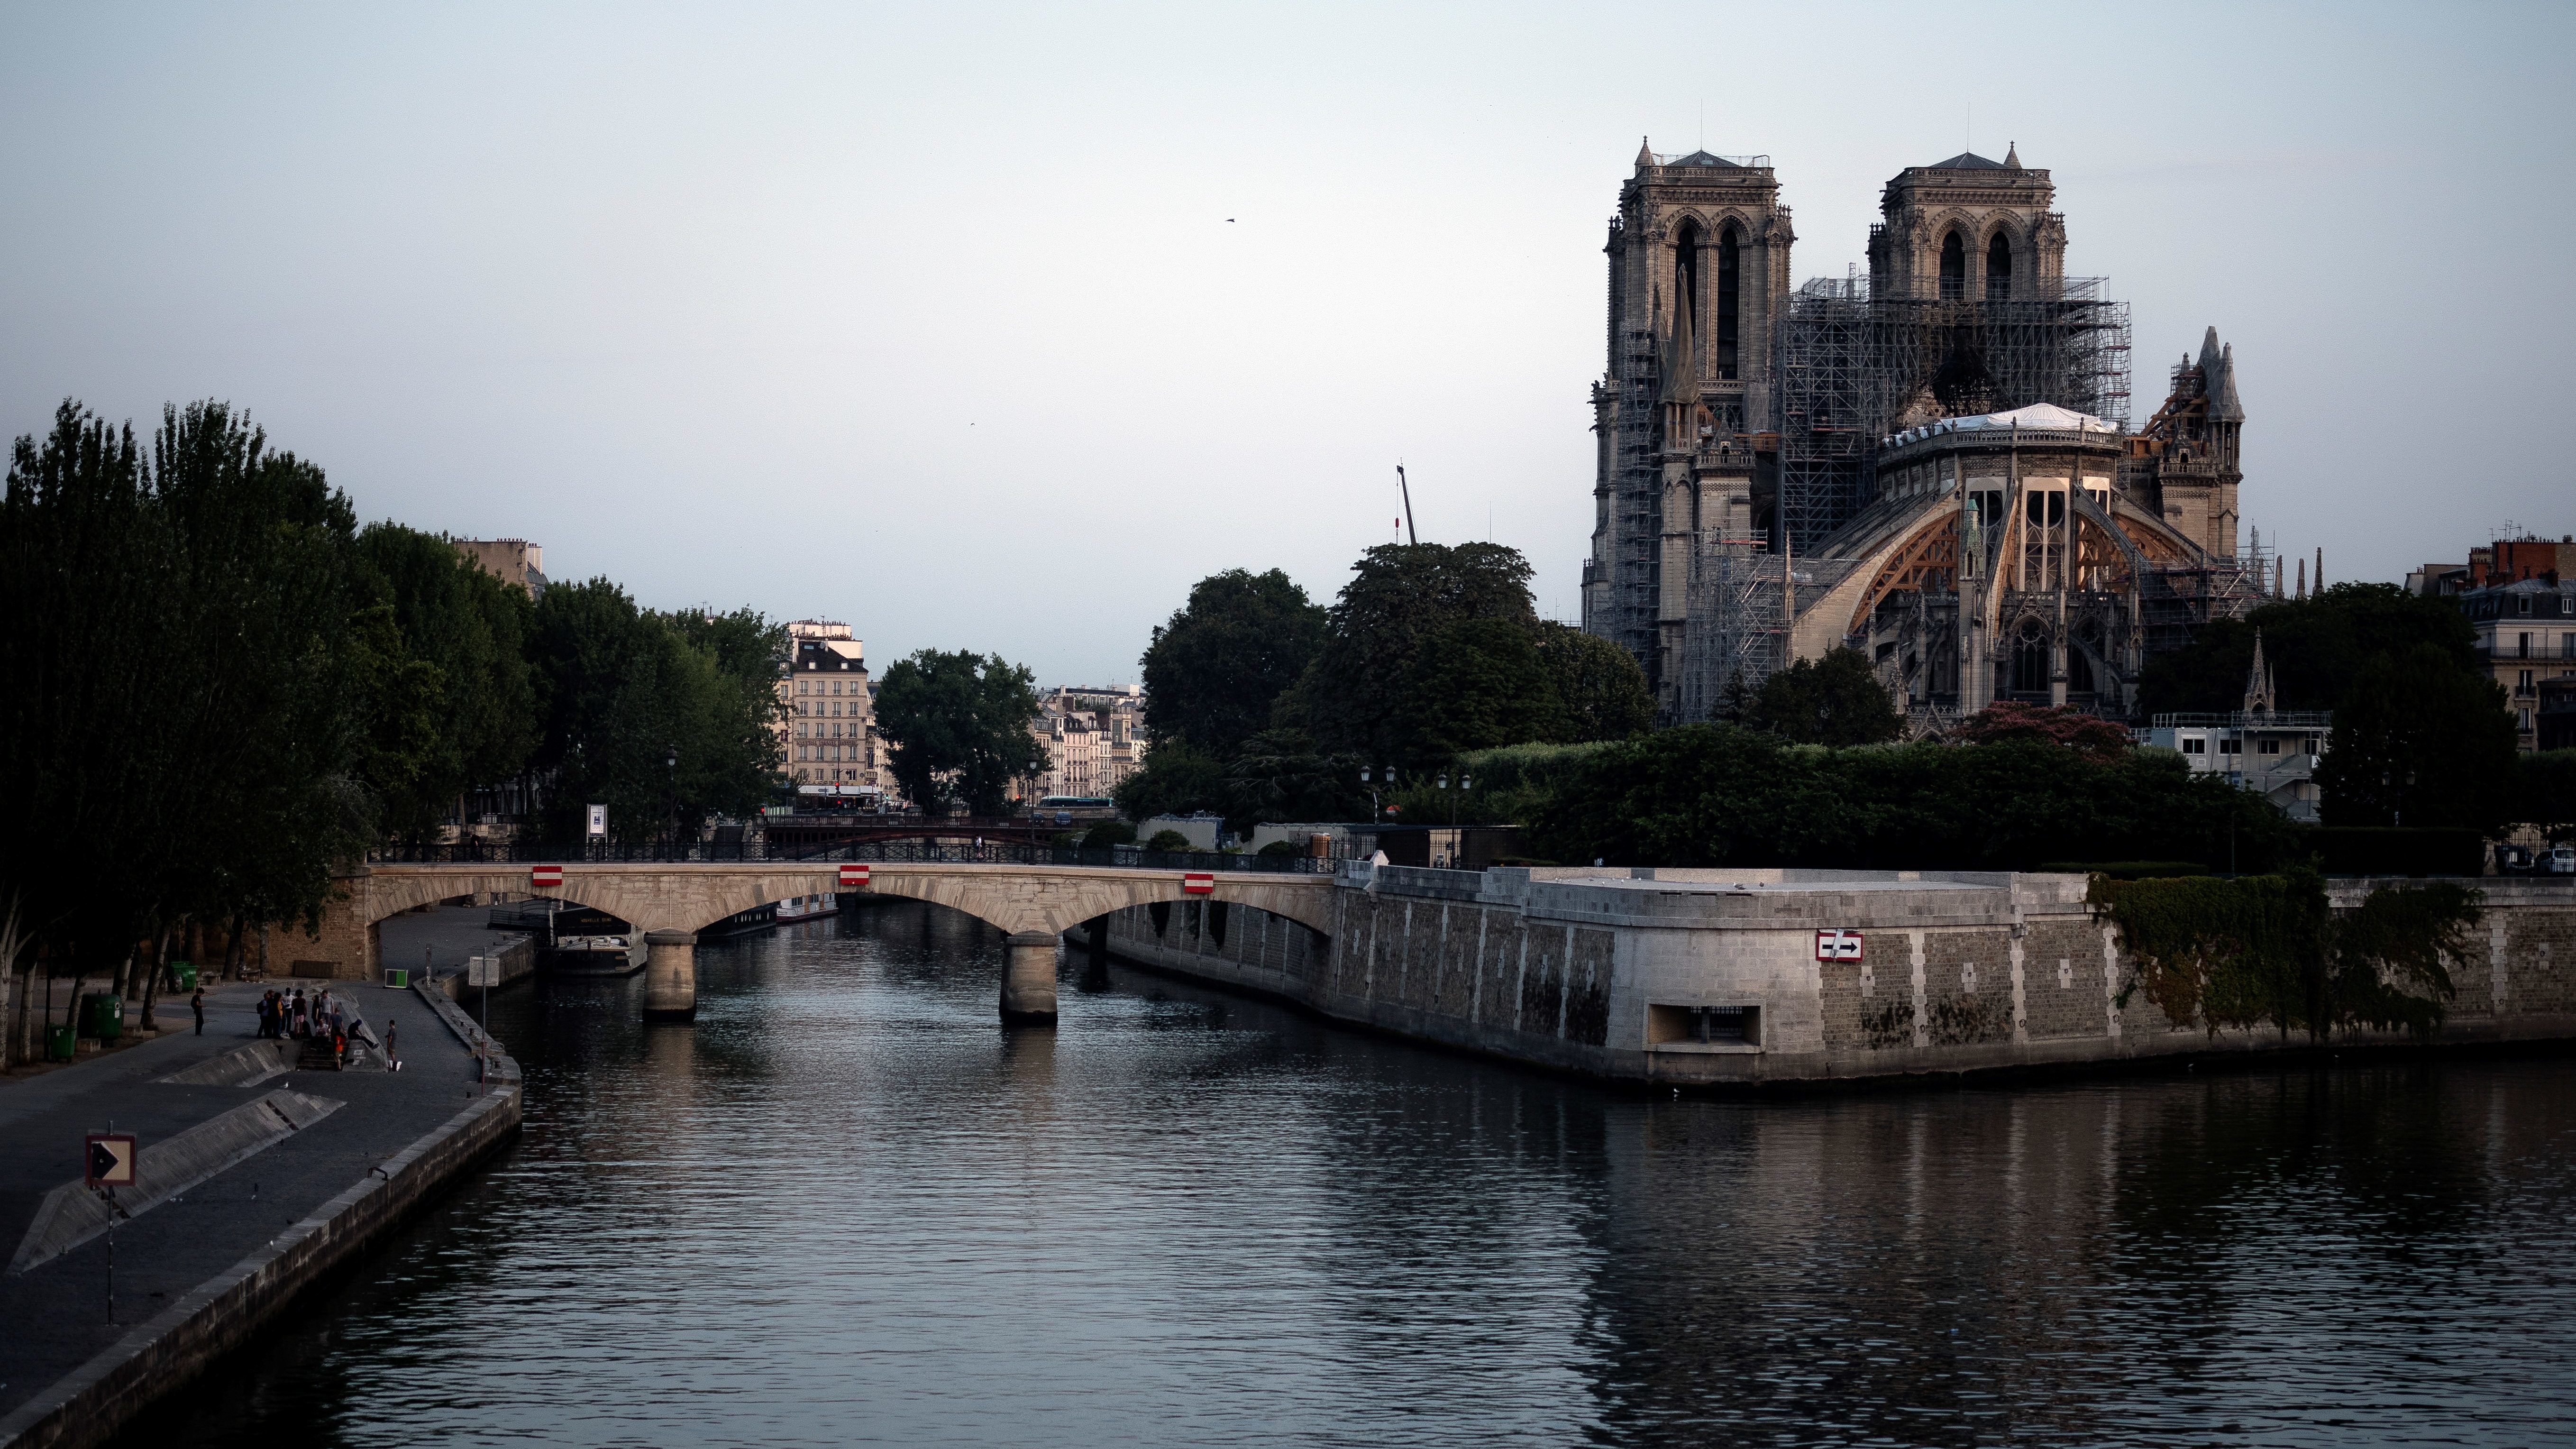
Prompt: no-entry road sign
<box><xmin>85</xmin><ymin>1133</ymin><xmax>137</xmax><ymax>1188</ymax></box>
<box><xmin>531</xmin><ymin>864</ymin><xmax>564</xmax><ymax>889</ymax></box>
<box><xmin>1181</xmin><ymin>872</ymin><xmax>1215</xmax><ymax>896</ymax></box>
<box><xmin>839</xmin><ymin>864</ymin><xmax>870</xmax><ymax>888</ymax></box>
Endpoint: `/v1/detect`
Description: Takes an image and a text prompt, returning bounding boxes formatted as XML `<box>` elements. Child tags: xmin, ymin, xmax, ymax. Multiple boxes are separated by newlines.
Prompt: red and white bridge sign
<box><xmin>839</xmin><ymin>864</ymin><xmax>870</xmax><ymax>888</ymax></box>
<box><xmin>531</xmin><ymin>864</ymin><xmax>564</xmax><ymax>889</ymax></box>
<box><xmin>1181</xmin><ymin>872</ymin><xmax>1215</xmax><ymax>896</ymax></box>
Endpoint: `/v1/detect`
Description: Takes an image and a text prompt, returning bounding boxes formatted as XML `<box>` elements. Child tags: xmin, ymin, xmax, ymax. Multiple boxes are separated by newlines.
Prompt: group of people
<box><xmin>257</xmin><ymin>986</ymin><xmax>338</xmax><ymax>1041</ymax></box>
<box><xmin>255</xmin><ymin>986</ymin><xmax>389</xmax><ymax>1067</ymax></box>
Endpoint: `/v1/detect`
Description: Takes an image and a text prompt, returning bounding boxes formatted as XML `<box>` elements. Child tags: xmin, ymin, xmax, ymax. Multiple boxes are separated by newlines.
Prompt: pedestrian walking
<box><xmin>385</xmin><ymin>1015</ymin><xmax>398</xmax><ymax>1071</ymax></box>
<box><xmin>191</xmin><ymin>986</ymin><xmax>206</xmax><ymax>1036</ymax></box>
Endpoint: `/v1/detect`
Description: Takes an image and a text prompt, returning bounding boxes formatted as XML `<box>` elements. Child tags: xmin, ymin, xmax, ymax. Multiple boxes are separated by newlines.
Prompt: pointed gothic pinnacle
<box><xmin>1637</xmin><ymin>136</ymin><xmax>1655</xmax><ymax>169</ymax></box>
<box><xmin>2004</xmin><ymin>142</ymin><xmax>2020</xmax><ymax>168</ymax></box>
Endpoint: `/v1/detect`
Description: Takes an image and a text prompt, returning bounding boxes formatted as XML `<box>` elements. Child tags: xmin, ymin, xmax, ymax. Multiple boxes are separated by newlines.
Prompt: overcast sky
<box><xmin>5</xmin><ymin>3</ymin><xmax>2569</xmax><ymax>684</ymax></box>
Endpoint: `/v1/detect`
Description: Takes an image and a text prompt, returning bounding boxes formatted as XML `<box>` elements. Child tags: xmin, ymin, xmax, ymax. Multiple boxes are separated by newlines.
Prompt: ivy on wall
<box><xmin>2089</xmin><ymin>869</ymin><xmax>2480</xmax><ymax>1041</ymax></box>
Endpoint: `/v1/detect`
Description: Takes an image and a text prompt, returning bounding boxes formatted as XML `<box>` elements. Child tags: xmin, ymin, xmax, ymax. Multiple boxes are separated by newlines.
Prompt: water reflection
<box><xmin>120</xmin><ymin>900</ymin><xmax>2576</xmax><ymax>1448</ymax></box>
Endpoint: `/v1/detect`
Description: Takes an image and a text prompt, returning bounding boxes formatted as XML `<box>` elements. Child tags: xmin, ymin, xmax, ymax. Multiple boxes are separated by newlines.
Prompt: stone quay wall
<box><xmin>1094</xmin><ymin>865</ymin><xmax>2576</xmax><ymax>1087</ymax></box>
<box><xmin>0</xmin><ymin>985</ymin><xmax>521</xmax><ymax>1449</ymax></box>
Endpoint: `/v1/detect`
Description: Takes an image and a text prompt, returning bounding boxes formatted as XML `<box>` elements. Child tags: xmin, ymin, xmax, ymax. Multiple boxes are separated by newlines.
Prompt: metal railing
<box><xmin>366</xmin><ymin>838</ymin><xmax>1336</xmax><ymax>875</ymax></box>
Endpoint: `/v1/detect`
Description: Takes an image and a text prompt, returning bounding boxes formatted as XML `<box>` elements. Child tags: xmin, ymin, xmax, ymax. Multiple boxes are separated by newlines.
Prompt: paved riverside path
<box><xmin>0</xmin><ymin>979</ymin><xmax>504</xmax><ymax>1439</ymax></box>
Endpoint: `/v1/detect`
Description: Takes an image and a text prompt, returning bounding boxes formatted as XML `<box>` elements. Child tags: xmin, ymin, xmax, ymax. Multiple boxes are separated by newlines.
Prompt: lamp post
<box><xmin>1360</xmin><ymin>764</ymin><xmax>1396</xmax><ymax>825</ymax></box>
<box><xmin>1436</xmin><ymin>770</ymin><xmax>1473</xmax><ymax>828</ymax></box>
<box><xmin>665</xmin><ymin>743</ymin><xmax>680</xmax><ymax>853</ymax></box>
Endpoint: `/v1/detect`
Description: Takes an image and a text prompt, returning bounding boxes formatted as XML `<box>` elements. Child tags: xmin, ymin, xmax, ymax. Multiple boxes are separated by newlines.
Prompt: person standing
<box><xmin>191</xmin><ymin>986</ymin><xmax>206</xmax><ymax>1036</ymax></box>
<box><xmin>384</xmin><ymin>1015</ymin><xmax>398</xmax><ymax>1071</ymax></box>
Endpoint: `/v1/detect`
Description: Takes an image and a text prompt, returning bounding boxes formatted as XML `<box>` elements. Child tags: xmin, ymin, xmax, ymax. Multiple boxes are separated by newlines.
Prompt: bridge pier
<box><xmin>1000</xmin><ymin>931</ymin><xmax>1059</xmax><ymax>1025</ymax></box>
<box><xmin>642</xmin><ymin>930</ymin><xmax>699</xmax><ymax>1023</ymax></box>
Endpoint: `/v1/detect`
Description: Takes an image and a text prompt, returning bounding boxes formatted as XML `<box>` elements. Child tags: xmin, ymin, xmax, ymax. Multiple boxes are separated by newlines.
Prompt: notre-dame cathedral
<box><xmin>1578</xmin><ymin>144</ymin><xmax>2262</xmax><ymax>726</ymax></box>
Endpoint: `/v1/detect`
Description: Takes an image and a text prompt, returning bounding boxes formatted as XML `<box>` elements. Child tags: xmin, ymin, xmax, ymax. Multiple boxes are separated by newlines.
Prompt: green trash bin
<box><xmin>46</xmin><ymin>1024</ymin><xmax>75</xmax><ymax>1061</ymax></box>
<box><xmin>81</xmin><ymin>992</ymin><xmax>123</xmax><ymax>1042</ymax></box>
<box><xmin>170</xmin><ymin>960</ymin><xmax>197</xmax><ymax>992</ymax></box>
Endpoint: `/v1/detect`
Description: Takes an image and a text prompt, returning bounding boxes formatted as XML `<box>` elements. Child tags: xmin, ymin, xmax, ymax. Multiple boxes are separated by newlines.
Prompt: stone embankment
<box><xmin>1092</xmin><ymin>865</ymin><xmax>2576</xmax><ymax>1086</ymax></box>
<box><xmin>0</xmin><ymin>979</ymin><xmax>520</xmax><ymax>1449</ymax></box>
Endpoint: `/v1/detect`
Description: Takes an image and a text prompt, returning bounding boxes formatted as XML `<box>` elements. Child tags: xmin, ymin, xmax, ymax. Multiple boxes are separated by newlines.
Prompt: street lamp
<box><xmin>1360</xmin><ymin>764</ymin><xmax>1397</xmax><ymax>824</ymax></box>
<box><xmin>665</xmin><ymin>743</ymin><xmax>680</xmax><ymax>853</ymax></box>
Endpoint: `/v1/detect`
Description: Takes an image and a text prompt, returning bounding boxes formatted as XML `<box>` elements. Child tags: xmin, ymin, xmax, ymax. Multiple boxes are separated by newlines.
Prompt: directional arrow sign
<box><xmin>85</xmin><ymin>1133</ymin><xmax>136</xmax><ymax>1187</ymax></box>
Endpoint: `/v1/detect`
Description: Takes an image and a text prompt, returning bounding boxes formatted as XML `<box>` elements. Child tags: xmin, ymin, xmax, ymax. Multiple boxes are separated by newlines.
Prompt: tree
<box><xmin>1277</xmin><ymin>541</ymin><xmax>1537</xmax><ymax>762</ymax></box>
<box><xmin>1220</xmin><ymin>729</ymin><xmax>1365</xmax><ymax>832</ymax></box>
<box><xmin>1950</xmin><ymin>701</ymin><xmax>2133</xmax><ymax>763</ymax></box>
<box><xmin>873</xmin><ymin>649</ymin><xmax>1046</xmax><ymax>815</ymax></box>
<box><xmin>1525</xmin><ymin>724</ymin><xmax>2295</xmax><ymax>873</ymax></box>
<box><xmin>356</xmin><ymin>523</ymin><xmax>539</xmax><ymax>839</ymax></box>
<box><xmin>1745</xmin><ymin>648</ymin><xmax>1902</xmax><ymax>746</ymax></box>
<box><xmin>2313</xmin><ymin>644</ymin><xmax>2520</xmax><ymax>834</ymax></box>
<box><xmin>1401</xmin><ymin>617</ymin><xmax>1568</xmax><ymax>759</ymax></box>
<box><xmin>1114</xmin><ymin>742</ymin><xmax>1227</xmax><ymax>822</ymax></box>
<box><xmin>1140</xmin><ymin>569</ymin><xmax>1325</xmax><ymax>758</ymax></box>
<box><xmin>2137</xmin><ymin>582</ymin><xmax>2480</xmax><ymax>716</ymax></box>
<box><xmin>526</xmin><ymin>581</ymin><xmax>781</xmax><ymax>840</ymax></box>
<box><xmin>1535</xmin><ymin>623</ymin><xmax>1655</xmax><ymax>742</ymax></box>
<box><xmin>2524</xmin><ymin>751</ymin><xmax>2576</xmax><ymax>842</ymax></box>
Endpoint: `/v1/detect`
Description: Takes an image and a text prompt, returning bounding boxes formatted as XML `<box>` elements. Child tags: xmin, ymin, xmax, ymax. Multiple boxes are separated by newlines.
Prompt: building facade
<box><xmin>780</xmin><ymin>620</ymin><xmax>888</xmax><ymax>795</ymax></box>
<box><xmin>2459</xmin><ymin>578</ymin><xmax>2576</xmax><ymax>751</ymax></box>
<box><xmin>1027</xmin><ymin>685</ymin><xmax>1150</xmax><ymax>800</ymax></box>
<box><xmin>454</xmin><ymin>538</ymin><xmax>548</xmax><ymax>597</ymax></box>
<box><xmin>1582</xmin><ymin>144</ymin><xmax>2260</xmax><ymax>726</ymax></box>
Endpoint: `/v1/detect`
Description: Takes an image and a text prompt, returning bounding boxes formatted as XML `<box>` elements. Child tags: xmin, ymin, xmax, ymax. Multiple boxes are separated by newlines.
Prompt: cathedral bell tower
<box><xmin>1866</xmin><ymin>145</ymin><xmax>2064</xmax><ymax>303</ymax></box>
<box><xmin>1584</xmin><ymin>142</ymin><xmax>1791</xmax><ymax>708</ymax></box>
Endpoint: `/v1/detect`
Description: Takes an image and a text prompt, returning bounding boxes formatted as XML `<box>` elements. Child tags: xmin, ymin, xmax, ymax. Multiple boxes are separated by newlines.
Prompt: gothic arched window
<box><xmin>1986</xmin><ymin>233</ymin><xmax>2013</xmax><ymax>301</ymax></box>
<box><xmin>1939</xmin><ymin>230</ymin><xmax>1966</xmax><ymax>301</ymax></box>
<box><xmin>1674</xmin><ymin>221</ymin><xmax>1702</xmax><ymax>338</ymax></box>
<box><xmin>1716</xmin><ymin>227</ymin><xmax>1741</xmax><ymax>380</ymax></box>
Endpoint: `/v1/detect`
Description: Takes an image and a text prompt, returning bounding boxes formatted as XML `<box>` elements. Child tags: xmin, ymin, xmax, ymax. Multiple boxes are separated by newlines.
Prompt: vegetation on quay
<box><xmin>2089</xmin><ymin>869</ymin><xmax>2483</xmax><ymax>1040</ymax></box>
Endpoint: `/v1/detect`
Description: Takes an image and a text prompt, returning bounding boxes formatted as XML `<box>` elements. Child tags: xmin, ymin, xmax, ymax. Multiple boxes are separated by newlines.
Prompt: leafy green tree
<box><xmin>2313</xmin><ymin>644</ymin><xmax>2520</xmax><ymax>833</ymax></box>
<box><xmin>1401</xmin><ymin>617</ymin><xmax>1568</xmax><ymax>758</ymax></box>
<box><xmin>1141</xmin><ymin>569</ymin><xmax>1325</xmax><ymax>757</ymax></box>
<box><xmin>1277</xmin><ymin>541</ymin><xmax>1537</xmax><ymax>762</ymax></box>
<box><xmin>1220</xmin><ymin>729</ymin><xmax>1365</xmax><ymax>832</ymax></box>
<box><xmin>356</xmin><ymin>523</ymin><xmax>539</xmax><ymax>838</ymax></box>
<box><xmin>873</xmin><ymin>649</ymin><xmax>1046</xmax><ymax>815</ymax></box>
<box><xmin>1114</xmin><ymin>742</ymin><xmax>1227</xmax><ymax>822</ymax></box>
<box><xmin>1535</xmin><ymin>623</ymin><xmax>1655</xmax><ymax>742</ymax></box>
<box><xmin>1745</xmin><ymin>648</ymin><xmax>1902</xmax><ymax>746</ymax></box>
<box><xmin>1145</xmin><ymin>829</ymin><xmax>1192</xmax><ymax>851</ymax></box>
<box><xmin>2138</xmin><ymin>582</ymin><xmax>2480</xmax><ymax>715</ymax></box>
<box><xmin>527</xmin><ymin>581</ymin><xmax>780</xmax><ymax>840</ymax></box>
<box><xmin>1082</xmin><ymin>819</ymin><xmax>1136</xmax><ymax>849</ymax></box>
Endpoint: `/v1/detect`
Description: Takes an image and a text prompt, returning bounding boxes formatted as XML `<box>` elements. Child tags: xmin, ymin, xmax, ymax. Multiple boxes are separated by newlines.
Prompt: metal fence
<box><xmin>367</xmin><ymin>838</ymin><xmax>1337</xmax><ymax>875</ymax></box>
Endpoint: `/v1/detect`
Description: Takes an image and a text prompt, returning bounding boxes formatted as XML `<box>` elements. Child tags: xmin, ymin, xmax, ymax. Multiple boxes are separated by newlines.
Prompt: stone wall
<box><xmin>1097</xmin><ymin>865</ymin><xmax>2576</xmax><ymax>1087</ymax></box>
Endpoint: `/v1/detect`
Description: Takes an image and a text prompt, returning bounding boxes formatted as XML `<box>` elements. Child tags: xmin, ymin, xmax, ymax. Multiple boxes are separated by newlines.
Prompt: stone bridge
<box><xmin>313</xmin><ymin>861</ymin><xmax>1338</xmax><ymax>1024</ymax></box>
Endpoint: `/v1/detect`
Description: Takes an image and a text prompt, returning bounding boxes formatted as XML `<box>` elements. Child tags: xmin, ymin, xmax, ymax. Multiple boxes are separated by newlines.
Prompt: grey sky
<box><xmin>6</xmin><ymin>3</ymin><xmax>2569</xmax><ymax>684</ymax></box>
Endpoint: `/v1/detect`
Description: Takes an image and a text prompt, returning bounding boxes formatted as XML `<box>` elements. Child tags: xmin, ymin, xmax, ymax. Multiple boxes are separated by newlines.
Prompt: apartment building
<box><xmin>780</xmin><ymin>620</ymin><xmax>888</xmax><ymax>796</ymax></box>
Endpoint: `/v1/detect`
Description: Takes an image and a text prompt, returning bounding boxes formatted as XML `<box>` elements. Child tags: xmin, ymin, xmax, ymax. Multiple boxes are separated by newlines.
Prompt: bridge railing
<box><xmin>364</xmin><ymin>838</ymin><xmax>1338</xmax><ymax>875</ymax></box>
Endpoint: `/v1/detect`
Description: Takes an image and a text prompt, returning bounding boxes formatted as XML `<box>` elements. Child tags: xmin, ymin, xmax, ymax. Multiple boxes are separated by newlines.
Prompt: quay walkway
<box><xmin>0</xmin><ymin>978</ymin><xmax>519</xmax><ymax>1449</ymax></box>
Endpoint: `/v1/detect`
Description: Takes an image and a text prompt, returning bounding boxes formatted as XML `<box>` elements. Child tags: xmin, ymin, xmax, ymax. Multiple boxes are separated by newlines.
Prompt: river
<box><xmin>118</xmin><ymin>899</ymin><xmax>2576</xmax><ymax>1447</ymax></box>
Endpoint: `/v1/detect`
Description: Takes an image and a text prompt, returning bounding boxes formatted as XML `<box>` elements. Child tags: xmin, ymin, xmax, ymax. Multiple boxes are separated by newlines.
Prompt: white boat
<box><xmin>776</xmin><ymin>893</ymin><xmax>839</xmax><ymax>924</ymax></box>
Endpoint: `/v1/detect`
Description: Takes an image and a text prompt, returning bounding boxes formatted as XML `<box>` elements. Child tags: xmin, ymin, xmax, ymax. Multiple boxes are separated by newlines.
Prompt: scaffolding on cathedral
<box><xmin>1772</xmin><ymin>275</ymin><xmax>2132</xmax><ymax>552</ymax></box>
<box><xmin>1678</xmin><ymin>546</ymin><xmax>1790</xmax><ymax>724</ymax></box>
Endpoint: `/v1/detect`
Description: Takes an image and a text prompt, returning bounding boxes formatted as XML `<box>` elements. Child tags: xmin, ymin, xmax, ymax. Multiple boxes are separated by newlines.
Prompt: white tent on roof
<box><xmin>1887</xmin><ymin>402</ymin><xmax>2119</xmax><ymax>448</ymax></box>
<box><xmin>1947</xmin><ymin>403</ymin><xmax>2116</xmax><ymax>433</ymax></box>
